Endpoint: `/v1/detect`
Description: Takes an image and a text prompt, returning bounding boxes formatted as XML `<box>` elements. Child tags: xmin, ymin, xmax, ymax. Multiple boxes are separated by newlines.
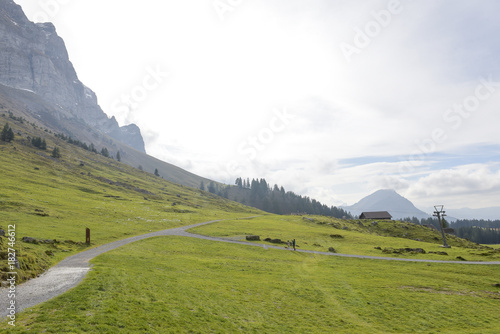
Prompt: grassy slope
<box><xmin>3</xmin><ymin>236</ymin><xmax>500</xmax><ymax>333</ymax></box>
<box><xmin>190</xmin><ymin>216</ymin><xmax>500</xmax><ymax>262</ymax></box>
<box><xmin>0</xmin><ymin>85</ymin><xmax>216</xmax><ymax>189</ymax></box>
<box><xmin>0</xmin><ymin>116</ymin><xmax>260</xmax><ymax>282</ymax></box>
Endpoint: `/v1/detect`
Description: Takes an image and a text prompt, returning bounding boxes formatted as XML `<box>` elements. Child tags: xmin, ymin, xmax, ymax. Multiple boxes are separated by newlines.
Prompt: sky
<box><xmin>13</xmin><ymin>0</ymin><xmax>500</xmax><ymax>213</ymax></box>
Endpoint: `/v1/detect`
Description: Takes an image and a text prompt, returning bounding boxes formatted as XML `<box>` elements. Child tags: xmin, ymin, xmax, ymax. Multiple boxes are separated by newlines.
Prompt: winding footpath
<box><xmin>2</xmin><ymin>218</ymin><xmax>500</xmax><ymax>317</ymax></box>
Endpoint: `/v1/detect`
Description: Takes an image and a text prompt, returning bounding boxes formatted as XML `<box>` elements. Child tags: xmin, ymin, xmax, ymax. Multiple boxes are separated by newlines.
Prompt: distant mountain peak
<box><xmin>343</xmin><ymin>189</ymin><xmax>430</xmax><ymax>220</ymax></box>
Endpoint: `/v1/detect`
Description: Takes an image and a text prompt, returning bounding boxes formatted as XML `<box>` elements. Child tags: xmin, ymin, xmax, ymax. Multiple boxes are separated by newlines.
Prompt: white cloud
<box><xmin>407</xmin><ymin>164</ymin><xmax>500</xmax><ymax>208</ymax></box>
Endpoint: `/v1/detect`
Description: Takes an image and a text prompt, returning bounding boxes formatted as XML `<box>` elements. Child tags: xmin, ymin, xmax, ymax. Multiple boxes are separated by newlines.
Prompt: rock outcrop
<box><xmin>0</xmin><ymin>0</ymin><xmax>145</xmax><ymax>152</ymax></box>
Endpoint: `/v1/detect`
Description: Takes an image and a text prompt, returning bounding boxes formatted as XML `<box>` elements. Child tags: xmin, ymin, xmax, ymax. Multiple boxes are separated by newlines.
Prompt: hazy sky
<box><xmin>14</xmin><ymin>0</ymin><xmax>500</xmax><ymax>212</ymax></box>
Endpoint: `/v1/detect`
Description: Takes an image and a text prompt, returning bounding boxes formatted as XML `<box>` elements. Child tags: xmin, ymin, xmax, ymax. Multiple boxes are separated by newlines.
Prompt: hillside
<box><xmin>0</xmin><ymin>87</ymin><xmax>216</xmax><ymax>188</ymax></box>
<box><xmin>0</xmin><ymin>115</ymin><xmax>261</xmax><ymax>283</ymax></box>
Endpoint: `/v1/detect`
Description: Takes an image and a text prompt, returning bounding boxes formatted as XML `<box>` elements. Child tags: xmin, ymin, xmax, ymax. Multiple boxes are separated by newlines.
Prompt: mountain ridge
<box><xmin>0</xmin><ymin>0</ymin><xmax>145</xmax><ymax>152</ymax></box>
<box><xmin>343</xmin><ymin>189</ymin><xmax>431</xmax><ymax>220</ymax></box>
<box><xmin>0</xmin><ymin>0</ymin><xmax>219</xmax><ymax>189</ymax></box>
<box><xmin>343</xmin><ymin>189</ymin><xmax>500</xmax><ymax>221</ymax></box>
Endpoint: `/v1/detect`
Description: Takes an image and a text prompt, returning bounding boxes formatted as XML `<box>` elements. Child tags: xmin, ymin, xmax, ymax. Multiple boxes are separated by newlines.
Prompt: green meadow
<box><xmin>190</xmin><ymin>216</ymin><xmax>500</xmax><ymax>263</ymax></box>
<box><xmin>3</xmin><ymin>236</ymin><xmax>500</xmax><ymax>333</ymax></box>
<box><xmin>1</xmin><ymin>120</ymin><xmax>500</xmax><ymax>333</ymax></box>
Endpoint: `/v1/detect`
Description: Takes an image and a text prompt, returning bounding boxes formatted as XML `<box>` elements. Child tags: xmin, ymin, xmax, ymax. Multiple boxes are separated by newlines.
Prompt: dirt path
<box><xmin>2</xmin><ymin>218</ymin><xmax>500</xmax><ymax>317</ymax></box>
<box><xmin>0</xmin><ymin>220</ymin><xmax>221</xmax><ymax>317</ymax></box>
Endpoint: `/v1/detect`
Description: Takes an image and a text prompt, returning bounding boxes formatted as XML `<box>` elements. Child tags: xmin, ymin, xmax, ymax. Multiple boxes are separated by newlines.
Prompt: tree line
<box><xmin>452</xmin><ymin>219</ymin><xmax>500</xmax><ymax>229</ymax></box>
<box><xmin>401</xmin><ymin>216</ymin><xmax>500</xmax><ymax>244</ymax></box>
<box><xmin>454</xmin><ymin>227</ymin><xmax>500</xmax><ymax>245</ymax></box>
<box><xmin>452</xmin><ymin>219</ymin><xmax>500</xmax><ymax>244</ymax></box>
<box><xmin>229</xmin><ymin>177</ymin><xmax>352</xmax><ymax>218</ymax></box>
<box><xmin>55</xmin><ymin>133</ymin><xmax>120</xmax><ymax>161</ymax></box>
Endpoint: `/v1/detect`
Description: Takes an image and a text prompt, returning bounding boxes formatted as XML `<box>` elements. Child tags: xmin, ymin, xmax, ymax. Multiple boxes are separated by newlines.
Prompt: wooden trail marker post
<box><xmin>86</xmin><ymin>228</ymin><xmax>90</xmax><ymax>245</ymax></box>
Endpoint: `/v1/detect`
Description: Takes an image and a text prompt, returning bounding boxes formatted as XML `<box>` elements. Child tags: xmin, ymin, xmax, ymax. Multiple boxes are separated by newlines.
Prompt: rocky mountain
<box><xmin>0</xmin><ymin>0</ymin><xmax>145</xmax><ymax>152</ymax></box>
<box><xmin>0</xmin><ymin>0</ymin><xmax>217</xmax><ymax>189</ymax></box>
<box><xmin>343</xmin><ymin>189</ymin><xmax>431</xmax><ymax>220</ymax></box>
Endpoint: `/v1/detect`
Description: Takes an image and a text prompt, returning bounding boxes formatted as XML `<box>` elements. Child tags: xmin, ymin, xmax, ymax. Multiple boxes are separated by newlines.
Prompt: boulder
<box><xmin>22</xmin><ymin>236</ymin><xmax>38</xmax><ymax>244</ymax></box>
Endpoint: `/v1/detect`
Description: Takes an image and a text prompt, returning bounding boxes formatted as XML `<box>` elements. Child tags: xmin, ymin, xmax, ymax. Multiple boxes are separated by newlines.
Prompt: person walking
<box><xmin>287</xmin><ymin>240</ymin><xmax>290</xmax><ymax>250</ymax></box>
<box><xmin>292</xmin><ymin>239</ymin><xmax>296</xmax><ymax>251</ymax></box>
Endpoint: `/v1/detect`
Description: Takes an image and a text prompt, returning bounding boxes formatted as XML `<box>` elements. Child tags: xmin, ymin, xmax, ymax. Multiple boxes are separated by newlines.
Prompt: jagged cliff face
<box><xmin>0</xmin><ymin>0</ymin><xmax>146</xmax><ymax>152</ymax></box>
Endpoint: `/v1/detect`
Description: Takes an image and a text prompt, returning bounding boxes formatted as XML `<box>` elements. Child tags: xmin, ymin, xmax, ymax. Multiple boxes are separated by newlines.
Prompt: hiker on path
<box><xmin>293</xmin><ymin>239</ymin><xmax>296</xmax><ymax>251</ymax></box>
<box><xmin>287</xmin><ymin>240</ymin><xmax>290</xmax><ymax>250</ymax></box>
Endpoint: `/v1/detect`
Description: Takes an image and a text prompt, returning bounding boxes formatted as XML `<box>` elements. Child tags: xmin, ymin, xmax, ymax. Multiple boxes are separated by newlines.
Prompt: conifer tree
<box><xmin>1</xmin><ymin>123</ymin><xmax>14</xmax><ymax>142</ymax></box>
<box><xmin>101</xmin><ymin>147</ymin><xmax>109</xmax><ymax>157</ymax></box>
<box><xmin>51</xmin><ymin>146</ymin><xmax>61</xmax><ymax>158</ymax></box>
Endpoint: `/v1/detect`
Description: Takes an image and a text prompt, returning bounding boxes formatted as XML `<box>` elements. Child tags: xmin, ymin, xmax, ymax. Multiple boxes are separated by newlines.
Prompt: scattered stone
<box><xmin>456</xmin><ymin>256</ymin><xmax>467</xmax><ymax>261</ymax></box>
<box><xmin>330</xmin><ymin>234</ymin><xmax>344</xmax><ymax>239</ymax></box>
<box><xmin>328</xmin><ymin>247</ymin><xmax>336</xmax><ymax>253</ymax></box>
<box><xmin>374</xmin><ymin>246</ymin><xmax>382</xmax><ymax>250</ymax></box>
<box><xmin>342</xmin><ymin>226</ymin><xmax>349</xmax><ymax>230</ymax></box>
<box><xmin>34</xmin><ymin>167</ymin><xmax>40</xmax><ymax>170</ymax></box>
<box><xmin>0</xmin><ymin>229</ymin><xmax>5</xmax><ymax>237</ymax></box>
<box><xmin>245</xmin><ymin>235</ymin><xmax>260</xmax><ymax>241</ymax></box>
<box><xmin>329</xmin><ymin>222</ymin><xmax>342</xmax><ymax>229</ymax></box>
<box><xmin>382</xmin><ymin>247</ymin><xmax>426</xmax><ymax>254</ymax></box>
<box><xmin>429</xmin><ymin>251</ymin><xmax>448</xmax><ymax>256</ymax></box>
<box><xmin>303</xmin><ymin>217</ymin><xmax>314</xmax><ymax>222</ymax></box>
<box><xmin>22</xmin><ymin>237</ymin><xmax>39</xmax><ymax>244</ymax></box>
<box><xmin>371</xmin><ymin>221</ymin><xmax>378</xmax><ymax>226</ymax></box>
<box><xmin>45</xmin><ymin>250</ymin><xmax>54</xmax><ymax>256</ymax></box>
<box><xmin>492</xmin><ymin>283</ymin><xmax>500</xmax><ymax>288</ymax></box>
